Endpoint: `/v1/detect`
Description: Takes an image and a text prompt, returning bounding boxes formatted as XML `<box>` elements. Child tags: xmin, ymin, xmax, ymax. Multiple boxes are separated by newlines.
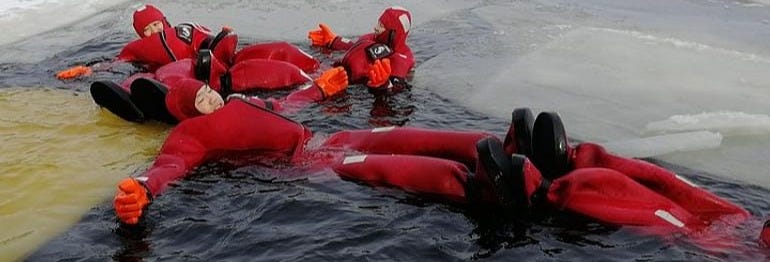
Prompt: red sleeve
<box><xmin>116</xmin><ymin>35</ymin><xmax>174</xmax><ymax>71</ymax></box>
<box><xmin>233</xmin><ymin>42</ymin><xmax>319</xmax><ymax>73</ymax></box>
<box><xmin>388</xmin><ymin>47</ymin><xmax>414</xmax><ymax>79</ymax></box>
<box><xmin>140</xmin><ymin>100</ymin><xmax>312</xmax><ymax>196</ymax></box>
<box><xmin>227</xmin><ymin>59</ymin><xmax>312</xmax><ymax>91</ymax></box>
<box><xmin>140</xmin><ymin>130</ymin><xmax>207</xmax><ymax>196</ymax></box>
<box><xmin>328</xmin><ymin>33</ymin><xmax>375</xmax><ymax>51</ymax></box>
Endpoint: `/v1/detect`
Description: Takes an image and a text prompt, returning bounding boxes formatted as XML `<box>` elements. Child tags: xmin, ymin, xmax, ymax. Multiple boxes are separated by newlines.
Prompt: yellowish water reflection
<box><xmin>0</xmin><ymin>87</ymin><xmax>167</xmax><ymax>261</ymax></box>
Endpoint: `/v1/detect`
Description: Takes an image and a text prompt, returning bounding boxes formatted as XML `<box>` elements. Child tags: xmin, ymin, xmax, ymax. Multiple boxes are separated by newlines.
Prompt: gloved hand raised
<box><xmin>315</xmin><ymin>67</ymin><xmax>349</xmax><ymax>98</ymax></box>
<box><xmin>113</xmin><ymin>177</ymin><xmax>151</xmax><ymax>225</ymax></box>
<box><xmin>308</xmin><ymin>23</ymin><xmax>337</xmax><ymax>47</ymax></box>
<box><xmin>367</xmin><ymin>58</ymin><xmax>391</xmax><ymax>88</ymax></box>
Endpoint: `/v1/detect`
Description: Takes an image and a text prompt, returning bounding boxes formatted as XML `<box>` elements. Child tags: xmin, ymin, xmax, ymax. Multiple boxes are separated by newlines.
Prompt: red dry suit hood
<box><xmin>374</xmin><ymin>6</ymin><xmax>411</xmax><ymax>50</ymax></box>
<box><xmin>133</xmin><ymin>4</ymin><xmax>171</xmax><ymax>37</ymax></box>
<box><xmin>166</xmin><ymin>78</ymin><xmax>205</xmax><ymax>121</ymax></box>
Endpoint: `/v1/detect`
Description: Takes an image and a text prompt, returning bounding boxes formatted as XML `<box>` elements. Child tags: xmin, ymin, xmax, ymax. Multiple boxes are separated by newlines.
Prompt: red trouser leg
<box><xmin>572</xmin><ymin>143</ymin><xmax>750</xmax><ymax>222</ymax></box>
<box><xmin>322</xmin><ymin>127</ymin><xmax>495</xmax><ymax>169</ymax></box>
<box><xmin>331</xmin><ymin>154</ymin><xmax>471</xmax><ymax>203</ymax></box>
<box><xmin>226</xmin><ymin>59</ymin><xmax>312</xmax><ymax>91</ymax></box>
<box><xmin>547</xmin><ymin>168</ymin><xmax>749</xmax><ymax>250</ymax></box>
<box><xmin>547</xmin><ymin>168</ymin><xmax>702</xmax><ymax>230</ymax></box>
<box><xmin>119</xmin><ymin>72</ymin><xmax>156</xmax><ymax>93</ymax></box>
<box><xmin>233</xmin><ymin>42</ymin><xmax>320</xmax><ymax>73</ymax></box>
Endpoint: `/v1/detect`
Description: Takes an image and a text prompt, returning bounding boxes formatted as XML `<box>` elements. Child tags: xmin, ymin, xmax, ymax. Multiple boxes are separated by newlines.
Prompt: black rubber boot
<box><xmin>129</xmin><ymin>78</ymin><xmax>178</xmax><ymax>125</ymax></box>
<box><xmin>90</xmin><ymin>81</ymin><xmax>145</xmax><ymax>123</ymax></box>
<box><xmin>503</xmin><ymin>107</ymin><xmax>535</xmax><ymax>157</ymax></box>
<box><xmin>531</xmin><ymin>112</ymin><xmax>571</xmax><ymax>180</ymax></box>
<box><xmin>195</xmin><ymin>49</ymin><xmax>213</xmax><ymax>82</ymax></box>
<box><xmin>476</xmin><ymin>137</ymin><xmax>528</xmax><ymax>212</ymax></box>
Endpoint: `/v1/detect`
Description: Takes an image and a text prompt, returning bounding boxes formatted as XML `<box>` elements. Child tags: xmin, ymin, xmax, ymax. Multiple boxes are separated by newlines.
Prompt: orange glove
<box><xmin>308</xmin><ymin>23</ymin><xmax>337</xmax><ymax>47</ymax></box>
<box><xmin>315</xmin><ymin>67</ymin><xmax>348</xmax><ymax>98</ymax></box>
<box><xmin>113</xmin><ymin>178</ymin><xmax>151</xmax><ymax>225</ymax></box>
<box><xmin>367</xmin><ymin>58</ymin><xmax>391</xmax><ymax>87</ymax></box>
<box><xmin>55</xmin><ymin>65</ymin><xmax>92</xmax><ymax>80</ymax></box>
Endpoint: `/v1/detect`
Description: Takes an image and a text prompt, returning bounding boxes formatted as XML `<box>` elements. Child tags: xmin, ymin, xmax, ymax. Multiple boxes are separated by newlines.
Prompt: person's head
<box><xmin>374</xmin><ymin>6</ymin><xmax>412</xmax><ymax>48</ymax></box>
<box><xmin>132</xmin><ymin>4</ymin><xmax>171</xmax><ymax>38</ymax></box>
<box><xmin>166</xmin><ymin>78</ymin><xmax>224</xmax><ymax>121</ymax></box>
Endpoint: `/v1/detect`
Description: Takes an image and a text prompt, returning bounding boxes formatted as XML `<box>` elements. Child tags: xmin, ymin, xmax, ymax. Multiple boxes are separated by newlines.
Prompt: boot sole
<box><xmin>90</xmin><ymin>81</ymin><xmax>144</xmax><ymax>123</ymax></box>
<box><xmin>532</xmin><ymin>112</ymin><xmax>570</xmax><ymax>180</ymax></box>
<box><xmin>476</xmin><ymin>137</ymin><xmax>527</xmax><ymax>211</ymax></box>
<box><xmin>130</xmin><ymin>78</ymin><xmax>178</xmax><ymax>125</ymax></box>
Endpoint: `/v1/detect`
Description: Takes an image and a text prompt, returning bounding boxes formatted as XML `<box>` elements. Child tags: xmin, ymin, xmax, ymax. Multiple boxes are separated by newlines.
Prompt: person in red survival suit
<box><xmin>479</xmin><ymin>110</ymin><xmax>769</xmax><ymax>250</ymax></box>
<box><xmin>308</xmin><ymin>6</ymin><xmax>414</xmax><ymax>92</ymax></box>
<box><xmin>56</xmin><ymin>4</ymin><xmax>319</xmax><ymax>80</ymax></box>
<box><xmin>90</xmin><ymin>54</ymin><xmax>323</xmax><ymax>123</ymax></box>
<box><xmin>113</xmin><ymin>84</ymin><xmax>538</xmax><ymax>225</ymax></box>
<box><xmin>322</xmin><ymin>109</ymin><xmax>769</xmax><ymax>250</ymax></box>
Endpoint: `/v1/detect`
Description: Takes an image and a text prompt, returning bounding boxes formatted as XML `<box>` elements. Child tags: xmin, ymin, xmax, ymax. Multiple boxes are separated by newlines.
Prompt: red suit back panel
<box><xmin>332</xmin><ymin>154</ymin><xmax>470</xmax><ymax>202</ymax></box>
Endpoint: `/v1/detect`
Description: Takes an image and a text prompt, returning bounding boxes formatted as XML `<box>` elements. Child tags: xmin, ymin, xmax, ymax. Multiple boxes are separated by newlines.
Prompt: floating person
<box><xmin>57</xmin><ymin>4</ymin><xmax>319</xmax><ymax>80</ymax></box>
<box><xmin>112</xmin><ymin>89</ymin><xmax>533</xmax><ymax>225</ymax></box>
<box><xmin>483</xmin><ymin>111</ymin><xmax>765</xmax><ymax>250</ymax></box>
<box><xmin>308</xmin><ymin>6</ymin><xmax>414</xmax><ymax>92</ymax></box>
<box><xmin>111</xmin><ymin>102</ymin><xmax>768</xmax><ymax>250</ymax></box>
<box><xmin>91</xmin><ymin>54</ymin><xmax>318</xmax><ymax>123</ymax></box>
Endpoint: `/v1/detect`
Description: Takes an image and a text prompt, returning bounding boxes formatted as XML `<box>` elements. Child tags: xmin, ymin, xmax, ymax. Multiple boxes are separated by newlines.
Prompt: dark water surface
<box><xmin>2</xmin><ymin>9</ymin><xmax>769</xmax><ymax>262</ymax></box>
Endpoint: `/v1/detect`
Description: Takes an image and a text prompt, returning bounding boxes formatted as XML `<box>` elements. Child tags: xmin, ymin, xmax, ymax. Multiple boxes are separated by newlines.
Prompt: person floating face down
<box><xmin>308</xmin><ymin>6</ymin><xmax>414</xmax><ymax>91</ymax></box>
<box><xmin>57</xmin><ymin>4</ymin><xmax>319</xmax><ymax>80</ymax></box>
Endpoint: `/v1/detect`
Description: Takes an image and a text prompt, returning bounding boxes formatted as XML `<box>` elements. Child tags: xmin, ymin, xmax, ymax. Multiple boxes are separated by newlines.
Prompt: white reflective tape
<box><xmin>674</xmin><ymin>174</ymin><xmax>699</xmax><ymax>188</ymax></box>
<box><xmin>655</xmin><ymin>210</ymin><xmax>685</xmax><ymax>228</ymax></box>
<box><xmin>297</xmin><ymin>47</ymin><xmax>313</xmax><ymax>59</ymax></box>
<box><xmin>371</xmin><ymin>126</ymin><xmax>396</xmax><ymax>133</ymax></box>
<box><xmin>300</xmin><ymin>70</ymin><xmax>312</xmax><ymax>81</ymax></box>
<box><xmin>398</xmin><ymin>14</ymin><xmax>411</xmax><ymax>33</ymax></box>
<box><xmin>298</xmin><ymin>82</ymin><xmax>313</xmax><ymax>90</ymax></box>
<box><xmin>135</xmin><ymin>176</ymin><xmax>149</xmax><ymax>182</ymax></box>
<box><xmin>343</xmin><ymin>155</ymin><xmax>367</xmax><ymax>165</ymax></box>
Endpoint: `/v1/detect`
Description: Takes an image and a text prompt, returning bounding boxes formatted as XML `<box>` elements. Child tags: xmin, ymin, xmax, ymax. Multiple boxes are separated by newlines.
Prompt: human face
<box><xmin>142</xmin><ymin>20</ymin><xmax>165</xmax><ymax>37</ymax></box>
<box><xmin>194</xmin><ymin>85</ymin><xmax>224</xmax><ymax>114</ymax></box>
<box><xmin>373</xmin><ymin>22</ymin><xmax>386</xmax><ymax>35</ymax></box>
